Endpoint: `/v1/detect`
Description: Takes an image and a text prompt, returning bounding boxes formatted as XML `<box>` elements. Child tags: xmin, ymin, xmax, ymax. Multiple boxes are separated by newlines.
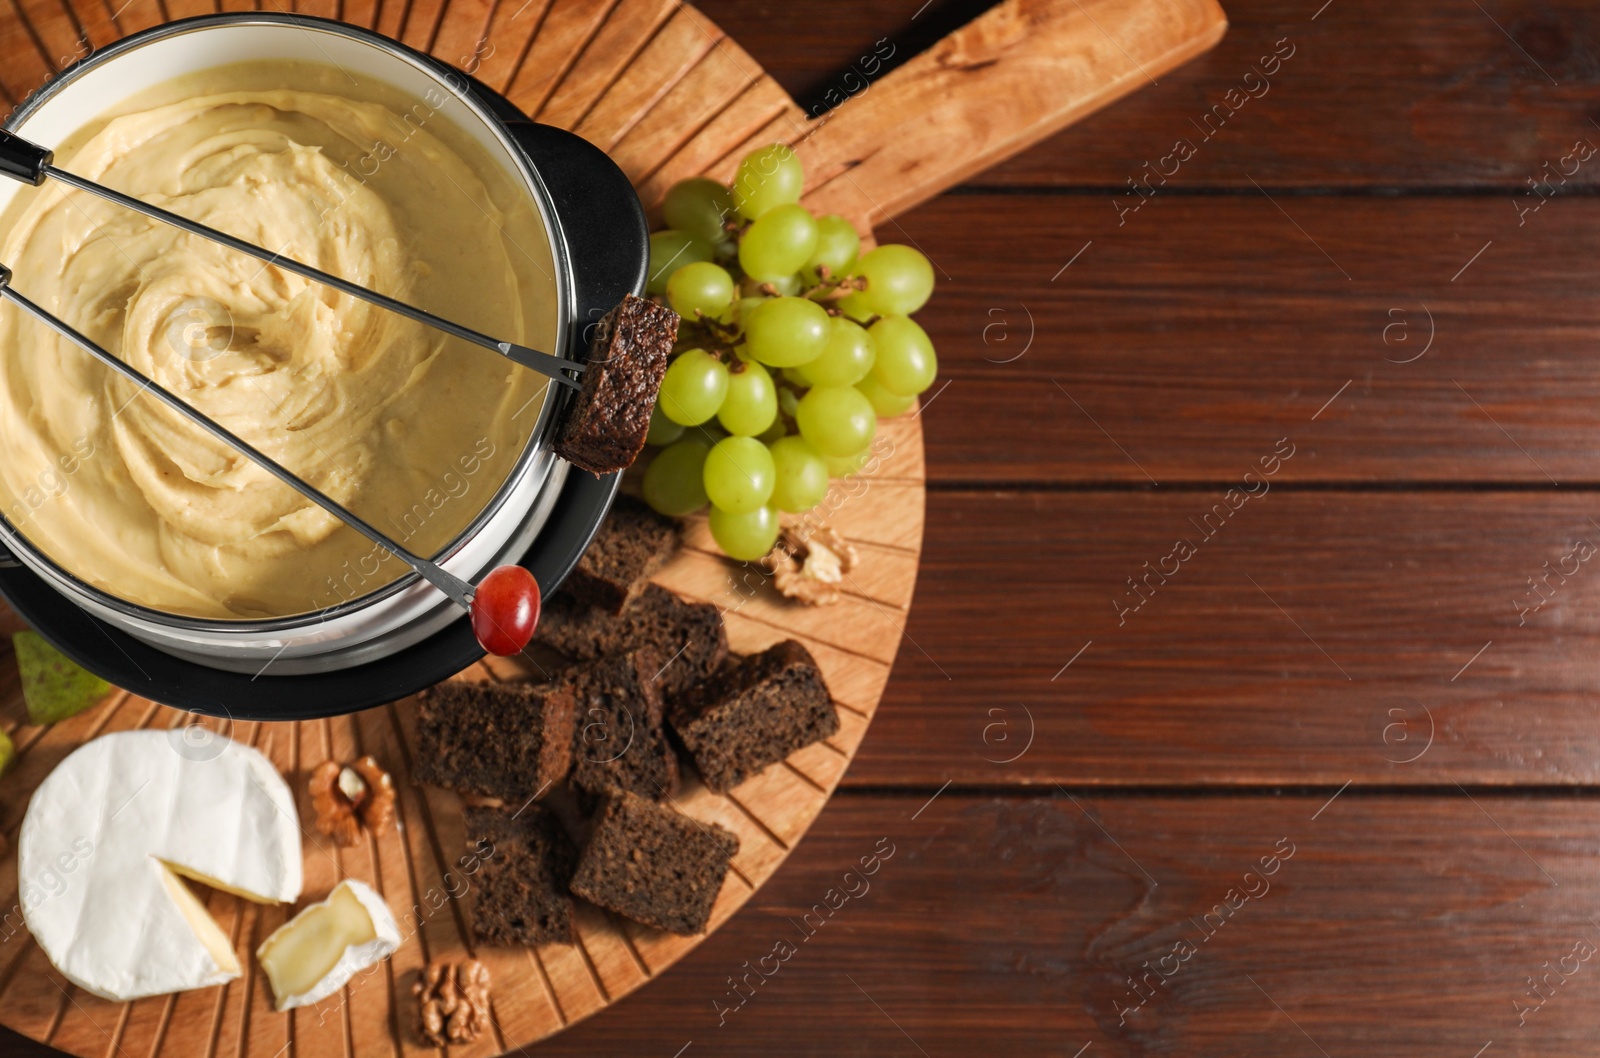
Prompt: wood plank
<box><xmin>500</xmin><ymin>0</ymin><xmax>620</xmax><ymax>121</ymax></box>
<box><xmin>695</xmin><ymin>0</ymin><xmax>1600</xmax><ymax>191</ymax></box>
<box><xmin>533</xmin><ymin>0</ymin><xmax>677</xmax><ymax>130</ymax></box>
<box><xmin>425</xmin><ymin>0</ymin><xmax>492</xmax><ymax>74</ymax></box>
<box><xmin>792</xmin><ymin>0</ymin><xmax>1228</xmax><ymax>232</ymax></box>
<box><xmin>890</xmin><ymin>193</ymin><xmax>1600</xmax><ymax>483</ymax></box>
<box><xmin>112</xmin><ymin>0</ymin><xmax>163</xmax><ymax>34</ymax></box>
<box><xmin>158</xmin><ymin>0</ymin><xmax>210</xmax><ymax>22</ymax></box>
<box><xmin>372</xmin><ymin>0</ymin><xmax>407</xmax><ymax>43</ymax></box>
<box><xmin>350</xmin><ymin>707</ymin><xmax>440</xmax><ymax>1058</ymax></box>
<box><xmin>632</xmin><ymin>78</ymin><xmax>800</xmax><ymax>207</ymax></box>
<box><xmin>318</xmin><ymin>791</ymin><xmax>1598</xmax><ymax>1057</ymax></box>
<box><xmin>59</xmin><ymin>0</ymin><xmax>112</xmax><ymax>51</ymax></box>
<box><xmin>468</xmin><ymin>0</ymin><xmax>552</xmax><ymax>95</ymax></box>
<box><xmin>571</xmin><ymin>5</ymin><xmax>723</xmax><ymax>152</ymax></box>
<box><xmin>396</xmin><ymin>0</ymin><xmax>443</xmax><ymax>53</ymax></box>
<box><xmin>324</xmin><ymin>713</ymin><xmax>401</xmax><ymax>1058</ymax></box>
<box><xmin>10</xmin><ymin>0</ymin><xmax>80</xmax><ymax>79</ymax></box>
<box><xmin>335</xmin><ymin>0</ymin><xmax>375</xmax><ymax>25</ymax></box>
<box><xmin>607</xmin><ymin>34</ymin><xmax>764</xmax><ymax>185</ymax></box>
<box><xmin>843</xmin><ymin>490</ymin><xmax>1600</xmax><ymax>788</ymax></box>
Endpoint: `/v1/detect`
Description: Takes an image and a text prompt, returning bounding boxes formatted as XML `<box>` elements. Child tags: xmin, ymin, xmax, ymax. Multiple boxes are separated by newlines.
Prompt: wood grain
<box><xmin>699</xmin><ymin>0</ymin><xmax>1600</xmax><ymax>191</ymax></box>
<box><xmin>897</xmin><ymin>193</ymin><xmax>1600</xmax><ymax>484</ymax></box>
<box><xmin>792</xmin><ymin>0</ymin><xmax>1228</xmax><ymax>232</ymax></box>
<box><xmin>6</xmin><ymin>0</ymin><xmax>1592</xmax><ymax>1055</ymax></box>
<box><xmin>414</xmin><ymin>790</ymin><xmax>1600</xmax><ymax>1058</ymax></box>
<box><xmin>0</xmin><ymin>0</ymin><xmax>1108</xmax><ymax>1049</ymax></box>
<box><xmin>841</xmin><ymin>490</ymin><xmax>1600</xmax><ymax>787</ymax></box>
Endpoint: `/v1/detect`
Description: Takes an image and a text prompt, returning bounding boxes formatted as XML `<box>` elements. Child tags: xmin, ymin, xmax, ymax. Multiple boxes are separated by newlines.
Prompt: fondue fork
<box><xmin>0</xmin><ymin>263</ymin><xmax>543</xmax><ymax>655</ymax></box>
<box><xmin>0</xmin><ymin>128</ymin><xmax>583</xmax><ymax>392</ymax></box>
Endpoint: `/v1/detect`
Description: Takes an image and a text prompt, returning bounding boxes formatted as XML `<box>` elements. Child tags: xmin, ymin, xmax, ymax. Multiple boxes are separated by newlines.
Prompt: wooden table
<box><xmin>10</xmin><ymin>0</ymin><xmax>1600</xmax><ymax>1053</ymax></box>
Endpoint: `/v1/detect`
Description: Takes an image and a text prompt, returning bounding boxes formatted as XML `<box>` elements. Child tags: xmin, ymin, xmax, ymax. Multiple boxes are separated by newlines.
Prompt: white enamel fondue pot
<box><xmin>0</xmin><ymin>15</ymin><xmax>648</xmax><ymax>718</ymax></box>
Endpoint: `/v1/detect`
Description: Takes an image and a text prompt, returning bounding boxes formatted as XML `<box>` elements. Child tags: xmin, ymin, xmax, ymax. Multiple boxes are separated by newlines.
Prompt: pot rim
<box><xmin>0</xmin><ymin>12</ymin><xmax>574</xmax><ymax>635</ymax></box>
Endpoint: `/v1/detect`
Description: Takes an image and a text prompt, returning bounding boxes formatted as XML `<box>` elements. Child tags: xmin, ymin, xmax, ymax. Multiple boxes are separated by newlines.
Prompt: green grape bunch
<box><xmin>640</xmin><ymin>143</ymin><xmax>940</xmax><ymax>561</ymax></box>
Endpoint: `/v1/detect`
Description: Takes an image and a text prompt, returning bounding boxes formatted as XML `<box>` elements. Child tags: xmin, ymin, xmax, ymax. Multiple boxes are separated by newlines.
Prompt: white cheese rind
<box><xmin>19</xmin><ymin>730</ymin><xmax>302</xmax><ymax>1001</ymax></box>
<box><xmin>259</xmin><ymin>879</ymin><xmax>400</xmax><ymax>1010</ymax></box>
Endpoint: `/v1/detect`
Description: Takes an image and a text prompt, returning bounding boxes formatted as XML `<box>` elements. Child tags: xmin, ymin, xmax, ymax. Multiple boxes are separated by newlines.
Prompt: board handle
<box><xmin>794</xmin><ymin>0</ymin><xmax>1228</xmax><ymax>230</ymax></box>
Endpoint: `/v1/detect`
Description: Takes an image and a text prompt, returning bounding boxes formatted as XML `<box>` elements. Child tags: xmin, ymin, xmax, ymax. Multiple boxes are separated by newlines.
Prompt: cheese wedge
<box><xmin>258</xmin><ymin>879</ymin><xmax>399</xmax><ymax>1010</ymax></box>
<box><xmin>19</xmin><ymin>730</ymin><xmax>302</xmax><ymax>1001</ymax></box>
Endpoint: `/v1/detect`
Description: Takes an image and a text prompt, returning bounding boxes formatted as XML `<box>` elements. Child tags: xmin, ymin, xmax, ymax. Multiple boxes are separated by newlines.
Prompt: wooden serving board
<box><xmin>0</xmin><ymin>0</ymin><xmax>1224</xmax><ymax>1054</ymax></box>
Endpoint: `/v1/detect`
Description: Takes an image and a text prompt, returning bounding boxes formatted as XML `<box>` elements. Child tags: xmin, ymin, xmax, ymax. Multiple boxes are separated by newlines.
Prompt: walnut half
<box><xmin>414</xmin><ymin>958</ymin><xmax>492</xmax><ymax>1045</ymax></box>
<box><xmin>309</xmin><ymin>755</ymin><xmax>395</xmax><ymax>847</ymax></box>
<box><xmin>760</xmin><ymin>524</ymin><xmax>860</xmax><ymax>606</ymax></box>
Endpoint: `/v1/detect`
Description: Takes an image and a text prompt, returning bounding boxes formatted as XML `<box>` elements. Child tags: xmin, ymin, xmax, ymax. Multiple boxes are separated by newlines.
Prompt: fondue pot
<box><xmin>0</xmin><ymin>14</ymin><xmax>649</xmax><ymax>719</ymax></box>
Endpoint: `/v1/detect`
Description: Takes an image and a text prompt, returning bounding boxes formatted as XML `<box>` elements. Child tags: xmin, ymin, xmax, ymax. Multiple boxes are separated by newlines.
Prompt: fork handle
<box><xmin>0</xmin><ymin>129</ymin><xmax>50</xmax><ymax>187</ymax></box>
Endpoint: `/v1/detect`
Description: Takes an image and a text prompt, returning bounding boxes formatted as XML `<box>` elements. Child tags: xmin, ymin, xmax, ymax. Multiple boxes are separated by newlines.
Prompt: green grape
<box><xmin>768</xmin><ymin>435</ymin><xmax>829</xmax><ymax>512</ymax></box>
<box><xmin>732</xmin><ymin>144</ymin><xmax>804</xmax><ymax>220</ymax></box>
<box><xmin>647</xmin><ymin>231</ymin><xmax>713</xmax><ymax>294</ymax></box>
<box><xmin>646</xmin><ymin>403</ymin><xmax>684</xmax><ymax>446</ymax></box>
<box><xmin>757</xmin><ymin>418</ymin><xmax>787</xmax><ymax>445</ymax></box>
<box><xmin>667</xmin><ymin>261</ymin><xmax>734</xmax><ymax>321</ymax></box>
<box><xmin>739</xmin><ymin>204</ymin><xmax>819</xmax><ymax>282</ymax></box>
<box><xmin>717</xmin><ymin>361</ymin><xmax>777</xmax><ymax>436</ymax></box>
<box><xmin>781</xmin><ymin>366</ymin><xmax>810</xmax><ymax>387</ymax></box>
<box><xmin>835</xmin><ymin>289</ymin><xmax>876</xmax><ymax>321</ymax></box>
<box><xmin>802</xmin><ymin>214</ymin><xmax>860</xmax><ymax>283</ymax></box>
<box><xmin>744</xmin><ymin>296</ymin><xmax>829</xmax><ymax>368</ymax></box>
<box><xmin>742</xmin><ymin>273</ymin><xmax>801</xmax><ymax>298</ymax></box>
<box><xmin>659</xmin><ymin>349</ymin><xmax>729</xmax><ymax>425</ymax></box>
<box><xmin>642</xmin><ymin>439</ymin><xmax>710</xmax><ymax>516</ymax></box>
<box><xmin>796</xmin><ymin>385</ymin><xmax>877</xmax><ymax>457</ymax></box>
<box><xmin>868</xmin><ymin>315</ymin><xmax>938</xmax><ymax>395</ymax></box>
<box><xmin>663</xmin><ymin>178</ymin><xmax>735</xmax><ymax>245</ymax></box>
<box><xmin>727</xmin><ymin>296</ymin><xmax>767</xmax><ymax>327</ymax></box>
<box><xmin>825</xmin><ymin>446</ymin><xmax>876</xmax><ymax>477</ymax></box>
<box><xmin>857</xmin><ymin>373</ymin><xmax>916</xmax><ymax>417</ymax></box>
<box><xmin>778</xmin><ymin>385</ymin><xmax>801</xmax><ymax>420</ymax></box>
<box><xmin>851</xmin><ymin>244</ymin><xmax>935</xmax><ymax>316</ymax></box>
<box><xmin>709</xmin><ymin>504</ymin><xmax>780</xmax><ymax>561</ymax></box>
<box><xmin>693</xmin><ymin>421</ymin><xmax>731</xmax><ymax>446</ymax></box>
<box><xmin>800</xmin><ymin>317</ymin><xmax>876</xmax><ymax>387</ymax></box>
<box><xmin>702</xmin><ymin>436</ymin><xmax>776</xmax><ymax>514</ymax></box>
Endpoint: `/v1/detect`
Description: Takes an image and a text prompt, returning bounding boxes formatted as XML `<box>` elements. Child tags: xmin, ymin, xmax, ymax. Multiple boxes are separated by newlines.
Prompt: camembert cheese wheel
<box><xmin>19</xmin><ymin>730</ymin><xmax>302</xmax><ymax>1001</ymax></box>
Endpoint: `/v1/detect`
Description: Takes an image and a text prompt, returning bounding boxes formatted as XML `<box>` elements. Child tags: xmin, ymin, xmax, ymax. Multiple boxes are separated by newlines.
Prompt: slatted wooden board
<box><xmin>0</xmin><ymin>0</ymin><xmax>1224</xmax><ymax>1054</ymax></box>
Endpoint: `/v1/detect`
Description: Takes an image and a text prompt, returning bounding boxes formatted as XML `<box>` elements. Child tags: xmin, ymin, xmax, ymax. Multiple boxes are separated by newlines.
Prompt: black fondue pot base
<box><xmin>0</xmin><ymin>83</ymin><xmax>648</xmax><ymax>720</ymax></box>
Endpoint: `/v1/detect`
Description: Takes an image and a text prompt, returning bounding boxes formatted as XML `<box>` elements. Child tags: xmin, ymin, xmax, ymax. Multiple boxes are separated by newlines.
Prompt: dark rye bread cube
<box><xmin>412</xmin><ymin>681</ymin><xmax>577</xmax><ymax>802</ymax></box>
<box><xmin>464</xmin><ymin>804</ymin><xmax>577</xmax><ymax>946</ymax></box>
<box><xmin>569</xmin><ymin>788</ymin><xmax>739</xmax><ymax>935</ymax></box>
<box><xmin>554</xmin><ymin>294</ymin><xmax>675</xmax><ymax>476</ymax></box>
<box><xmin>669</xmin><ymin>640</ymin><xmax>838</xmax><ymax>793</ymax></box>
<box><xmin>537</xmin><ymin>583</ymin><xmax>728</xmax><ymax>701</ymax></box>
<box><xmin>559</xmin><ymin>649</ymin><xmax>680</xmax><ymax>802</ymax></box>
<box><xmin>561</xmin><ymin>495</ymin><xmax>679</xmax><ymax>614</ymax></box>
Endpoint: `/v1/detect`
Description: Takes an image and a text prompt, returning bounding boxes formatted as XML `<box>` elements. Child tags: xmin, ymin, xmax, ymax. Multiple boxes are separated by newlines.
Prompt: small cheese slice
<box><xmin>19</xmin><ymin>730</ymin><xmax>301</xmax><ymax>1001</ymax></box>
<box><xmin>257</xmin><ymin>879</ymin><xmax>399</xmax><ymax>1010</ymax></box>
